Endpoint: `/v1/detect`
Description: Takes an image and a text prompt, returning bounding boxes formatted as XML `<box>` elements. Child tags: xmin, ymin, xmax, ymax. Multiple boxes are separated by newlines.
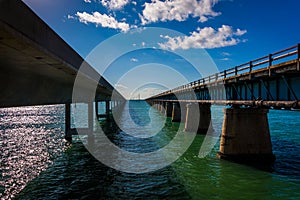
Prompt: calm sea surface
<box><xmin>0</xmin><ymin>101</ymin><xmax>299</xmax><ymax>199</ymax></box>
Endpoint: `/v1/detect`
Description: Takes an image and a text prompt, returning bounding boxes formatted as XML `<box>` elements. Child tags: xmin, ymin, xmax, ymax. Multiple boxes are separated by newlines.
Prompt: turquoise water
<box><xmin>0</xmin><ymin>101</ymin><xmax>299</xmax><ymax>199</ymax></box>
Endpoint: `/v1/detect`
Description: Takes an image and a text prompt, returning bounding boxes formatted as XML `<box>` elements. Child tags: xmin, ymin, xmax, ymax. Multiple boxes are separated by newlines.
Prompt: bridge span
<box><xmin>146</xmin><ymin>44</ymin><xmax>300</xmax><ymax>166</ymax></box>
<box><xmin>0</xmin><ymin>0</ymin><xmax>125</xmax><ymax>141</ymax></box>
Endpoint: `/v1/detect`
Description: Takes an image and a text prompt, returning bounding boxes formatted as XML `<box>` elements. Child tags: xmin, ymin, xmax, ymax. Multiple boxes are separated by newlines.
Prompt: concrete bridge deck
<box><xmin>0</xmin><ymin>0</ymin><xmax>123</xmax><ymax>108</ymax></box>
<box><xmin>148</xmin><ymin>45</ymin><xmax>300</xmax><ymax>106</ymax></box>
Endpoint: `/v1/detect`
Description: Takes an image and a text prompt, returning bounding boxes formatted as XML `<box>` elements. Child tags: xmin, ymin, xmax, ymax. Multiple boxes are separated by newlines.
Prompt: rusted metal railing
<box><xmin>153</xmin><ymin>44</ymin><xmax>299</xmax><ymax>98</ymax></box>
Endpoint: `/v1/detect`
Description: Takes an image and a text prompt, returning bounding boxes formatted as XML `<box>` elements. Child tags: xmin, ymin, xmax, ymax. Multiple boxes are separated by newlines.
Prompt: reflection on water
<box><xmin>0</xmin><ymin>106</ymin><xmax>66</xmax><ymax>199</ymax></box>
<box><xmin>0</xmin><ymin>101</ymin><xmax>299</xmax><ymax>199</ymax></box>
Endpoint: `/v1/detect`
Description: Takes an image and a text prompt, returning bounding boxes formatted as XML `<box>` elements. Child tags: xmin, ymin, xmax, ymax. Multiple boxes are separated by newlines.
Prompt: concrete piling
<box><xmin>172</xmin><ymin>102</ymin><xmax>181</xmax><ymax>122</ymax></box>
<box><xmin>165</xmin><ymin>102</ymin><xmax>173</xmax><ymax>117</ymax></box>
<box><xmin>217</xmin><ymin>108</ymin><xmax>275</xmax><ymax>164</ymax></box>
<box><xmin>184</xmin><ymin>103</ymin><xmax>212</xmax><ymax>134</ymax></box>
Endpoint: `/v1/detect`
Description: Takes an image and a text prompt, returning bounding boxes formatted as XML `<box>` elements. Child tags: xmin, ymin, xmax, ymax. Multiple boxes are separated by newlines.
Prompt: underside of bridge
<box><xmin>0</xmin><ymin>0</ymin><xmax>126</xmax><ymax>142</ymax></box>
<box><xmin>0</xmin><ymin>0</ymin><xmax>123</xmax><ymax>108</ymax></box>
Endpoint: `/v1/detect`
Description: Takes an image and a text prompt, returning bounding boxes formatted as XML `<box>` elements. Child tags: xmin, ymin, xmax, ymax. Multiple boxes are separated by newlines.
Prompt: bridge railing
<box><xmin>155</xmin><ymin>44</ymin><xmax>299</xmax><ymax>97</ymax></box>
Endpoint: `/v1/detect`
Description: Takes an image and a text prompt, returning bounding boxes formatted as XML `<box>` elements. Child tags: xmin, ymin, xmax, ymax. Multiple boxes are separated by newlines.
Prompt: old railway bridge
<box><xmin>146</xmin><ymin>44</ymin><xmax>300</xmax><ymax>164</ymax></box>
<box><xmin>1</xmin><ymin>0</ymin><xmax>299</xmax><ymax>167</ymax></box>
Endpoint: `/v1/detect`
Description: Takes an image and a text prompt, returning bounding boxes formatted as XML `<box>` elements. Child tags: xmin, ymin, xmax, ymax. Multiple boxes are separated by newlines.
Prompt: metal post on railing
<box><xmin>235</xmin><ymin>66</ymin><xmax>238</xmax><ymax>76</ymax></box>
<box><xmin>297</xmin><ymin>43</ymin><xmax>300</xmax><ymax>71</ymax></box>
<box><xmin>215</xmin><ymin>73</ymin><xmax>218</xmax><ymax>81</ymax></box>
<box><xmin>268</xmin><ymin>54</ymin><xmax>273</xmax><ymax>76</ymax></box>
<box><xmin>268</xmin><ymin>54</ymin><xmax>273</xmax><ymax>66</ymax></box>
<box><xmin>224</xmin><ymin>70</ymin><xmax>227</xmax><ymax>79</ymax></box>
<box><xmin>249</xmin><ymin>61</ymin><xmax>253</xmax><ymax>72</ymax></box>
<box><xmin>249</xmin><ymin>61</ymin><xmax>253</xmax><ymax>80</ymax></box>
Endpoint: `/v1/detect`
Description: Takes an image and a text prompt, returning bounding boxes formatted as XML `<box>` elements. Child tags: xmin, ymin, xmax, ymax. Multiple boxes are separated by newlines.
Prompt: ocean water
<box><xmin>0</xmin><ymin>101</ymin><xmax>299</xmax><ymax>199</ymax></box>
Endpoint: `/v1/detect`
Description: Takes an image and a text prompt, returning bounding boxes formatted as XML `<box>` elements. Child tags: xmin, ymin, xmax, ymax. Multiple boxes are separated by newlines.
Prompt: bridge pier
<box><xmin>184</xmin><ymin>103</ymin><xmax>212</xmax><ymax>134</ymax></box>
<box><xmin>217</xmin><ymin>108</ymin><xmax>275</xmax><ymax>165</ymax></box>
<box><xmin>95</xmin><ymin>100</ymin><xmax>110</xmax><ymax>120</ymax></box>
<box><xmin>165</xmin><ymin>102</ymin><xmax>173</xmax><ymax>117</ymax></box>
<box><xmin>157</xmin><ymin>101</ymin><xmax>163</xmax><ymax>113</ymax></box>
<box><xmin>64</xmin><ymin>102</ymin><xmax>94</xmax><ymax>142</ymax></box>
<box><xmin>105</xmin><ymin>100</ymin><xmax>110</xmax><ymax>120</ymax></box>
<box><xmin>65</xmin><ymin>103</ymin><xmax>72</xmax><ymax>142</ymax></box>
<box><xmin>95</xmin><ymin>101</ymin><xmax>100</xmax><ymax>119</ymax></box>
<box><xmin>172</xmin><ymin>102</ymin><xmax>181</xmax><ymax>122</ymax></box>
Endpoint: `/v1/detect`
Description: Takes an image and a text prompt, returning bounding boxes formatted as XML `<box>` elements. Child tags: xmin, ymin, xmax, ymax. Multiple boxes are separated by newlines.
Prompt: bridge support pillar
<box><xmin>165</xmin><ymin>102</ymin><xmax>173</xmax><ymax>117</ymax></box>
<box><xmin>65</xmin><ymin>103</ymin><xmax>72</xmax><ymax>142</ymax></box>
<box><xmin>95</xmin><ymin>101</ymin><xmax>99</xmax><ymax>119</ymax></box>
<box><xmin>105</xmin><ymin>100</ymin><xmax>110</xmax><ymax>120</ymax></box>
<box><xmin>184</xmin><ymin>103</ymin><xmax>212</xmax><ymax>134</ymax></box>
<box><xmin>180</xmin><ymin>102</ymin><xmax>187</xmax><ymax>123</ymax></box>
<box><xmin>172</xmin><ymin>102</ymin><xmax>181</xmax><ymax>122</ymax></box>
<box><xmin>64</xmin><ymin>102</ymin><xmax>94</xmax><ymax>143</ymax></box>
<box><xmin>217</xmin><ymin>108</ymin><xmax>275</xmax><ymax>164</ymax></box>
<box><xmin>157</xmin><ymin>101</ymin><xmax>163</xmax><ymax>112</ymax></box>
<box><xmin>161</xmin><ymin>102</ymin><xmax>166</xmax><ymax>114</ymax></box>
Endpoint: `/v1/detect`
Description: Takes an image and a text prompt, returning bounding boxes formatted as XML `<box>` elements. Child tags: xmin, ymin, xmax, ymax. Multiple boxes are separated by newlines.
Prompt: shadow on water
<box><xmin>15</xmin><ymin>112</ymin><xmax>191</xmax><ymax>199</ymax></box>
<box><xmin>5</xmin><ymin>102</ymin><xmax>300</xmax><ymax>199</ymax></box>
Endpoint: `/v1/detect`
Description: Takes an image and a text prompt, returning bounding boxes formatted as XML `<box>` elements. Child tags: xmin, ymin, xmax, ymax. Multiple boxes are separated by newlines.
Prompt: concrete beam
<box><xmin>0</xmin><ymin>0</ymin><xmax>123</xmax><ymax>107</ymax></box>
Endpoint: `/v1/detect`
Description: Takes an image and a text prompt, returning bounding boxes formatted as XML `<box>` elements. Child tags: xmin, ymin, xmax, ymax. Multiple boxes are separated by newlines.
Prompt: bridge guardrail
<box><xmin>155</xmin><ymin>44</ymin><xmax>300</xmax><ymax>97</ymax></box>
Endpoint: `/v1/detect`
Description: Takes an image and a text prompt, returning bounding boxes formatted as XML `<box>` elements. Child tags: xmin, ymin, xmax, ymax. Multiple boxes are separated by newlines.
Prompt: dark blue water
<box><xmin>0</xmin><ymin>101</ymin><xmax>299</xmax><ymax>199</ymax></box>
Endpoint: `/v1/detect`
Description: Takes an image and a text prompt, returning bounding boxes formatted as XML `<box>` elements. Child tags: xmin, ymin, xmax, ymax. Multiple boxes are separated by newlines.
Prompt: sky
<box><xmin>22</xmin><ymin>0</ymin><xmax>300</xmax><ymax>99</ymax></box>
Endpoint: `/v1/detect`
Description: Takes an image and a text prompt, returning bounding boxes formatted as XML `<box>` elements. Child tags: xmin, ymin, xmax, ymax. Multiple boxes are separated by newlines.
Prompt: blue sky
<box><xmin>22</xmin><ymin>0</ymin><xmax>300</xmax><ymax>99</ymax></box>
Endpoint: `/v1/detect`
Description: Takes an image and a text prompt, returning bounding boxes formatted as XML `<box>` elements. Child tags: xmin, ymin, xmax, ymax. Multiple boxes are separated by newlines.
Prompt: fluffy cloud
<box><xmin>140</xmin><ymin>0</ymin><xmax>220</xmax><ymax>24</ymax></box>
<box><xmin>159</xmin><ymin>25</ymin><xmax>247</xmax><ymax>50</ymax></box>
<box><xmin>84</xmin><ymin>0</ymin><xmax>92</xmax><ymax>3</ymax></box>
<box><xmin>130</xmin><ymin>58</ymin><xmax>139</xmax><ymax>62</ymax></box>
<box><xmin>100</xmin><ymin>0</ymin><xmax>130</xmax><ymax>10</ymax></box>
<box><xmin>76</xmin><ymin>11</ymin><xmax>130</xmax><ymax>32</ymax></box>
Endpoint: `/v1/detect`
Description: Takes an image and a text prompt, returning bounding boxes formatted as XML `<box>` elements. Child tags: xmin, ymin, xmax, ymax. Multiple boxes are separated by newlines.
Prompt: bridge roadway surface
<box><xmin>0</xmin><ymin>0</ymin><xmax>124</xmax><ymax>108</ymax></box>
<box><xmin>147</xmin><ymin>44</ymin><xmax>300</xmax><ymax>109</ymax></box>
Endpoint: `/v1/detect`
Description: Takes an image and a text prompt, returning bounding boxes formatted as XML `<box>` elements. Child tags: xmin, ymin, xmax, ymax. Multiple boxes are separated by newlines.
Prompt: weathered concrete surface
<box><xmin>184</xmin><ymin>103</ymin><xmax>212</xmax><ymax>134</ymax></box>
<box><xmin>172</xmin><ymin>102</ymin><xmax>181</xmax><ymax>122</ymax></box>
<box><xmin>165</xmin><ymin>102</ymin><xmax>173</xmax><ymax>117</ymax></box>
<box><xmin>218</xmin><ymin>108</ymin><xmax>275</xmax><ymax>163</ymax></box>
<box><xmin>0</xmin><ymin>0</ymin><xmax>122</xmax><ymax>108</ymax></box>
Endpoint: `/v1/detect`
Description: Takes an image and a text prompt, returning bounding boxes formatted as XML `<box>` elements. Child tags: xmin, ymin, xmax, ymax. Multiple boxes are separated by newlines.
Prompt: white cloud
<box><xmin>76</xmin><ymin>11</ymin><xmax>130</xmax><ymax>32</ymax></box>
<box><xmin>221</xmin><ymin>57</ymin><xmax>230</xmax><ymax>61</ymax></box>
<box><xmin>130</xmin><ymin>58</ymin><xmax>138</xmax><ymax>62</ymax></box>
<box><xmin>140</xmin><ymin>0</ymin><xmax>220</xmax><ymax>25</ymax></box>
<box><xmin>221</xmin><ymin>52</ymin><xmax>231</xmax><ymax>56</ymax></box>
<box><xmin>132</xmin><ymin>1</ymin><xmax>137</xmax><ymax>5</ymax></box>
<box><xmin>67</xmin><ymin>15</ymin><xmax>75</xmax><ymax>19</ymax></box>
<box><xmin>100</xmin><ymin>0</ymin><xmax>130</xmax><ymax>10</ymax></box>
<box><xmin>158</xmin><ymin>25</ymin><xmax>247</xmax><ymax>50</ymax></box>
<box><xmin>84</xmin><ymin>0</ymin><xmax>92</xmax><ymax>3</ymax></box>
<box><xmin>115</xmin><ymin>84</ymin><xmax>128</xmax><ymax>89</ymax></box>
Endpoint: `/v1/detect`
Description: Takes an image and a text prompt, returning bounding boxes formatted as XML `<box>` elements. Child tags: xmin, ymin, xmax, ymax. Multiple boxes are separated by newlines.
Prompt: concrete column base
<box><xmin>161</xmin><ymin>102</ymin><xmax>166</xmax><ymax>114</ymax></box>
<box><xmin>184</xmin><ymin>103</ymin><xmax>212</xmax><ymax>134</ymax></box>
<box><xmin>217</xmin><ymin>108</ymin><xmax>275</xmax><ymax>164</ymax></box>
<box><xmin>172</xmin><ymin>102</ymin><xmax>181</xmax><ymax>122</ymax></box>
<box><xmin>180</xmin><ymin>102</ymin><xmax>187</xmax><ymax>123</ymax></box>
<box><xmin>65</xmin><ymin>103</ymin><xmax>72</xmax><ymax>142</ymax></box>
<box><xmin>105</xmin><ymin>100</ymin><xmax>110</xmax><ymax>120</ymax></box>
<box><xmin>165</xmin><ymin>102</ymin><xmax>173</xmax><ymax>117</ymax></box>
